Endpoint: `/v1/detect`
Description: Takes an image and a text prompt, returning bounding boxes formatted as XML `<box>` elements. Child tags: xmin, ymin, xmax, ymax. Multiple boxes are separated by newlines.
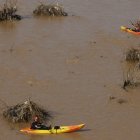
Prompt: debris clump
<box><xmin>33</xmin><ymin>2</ymin><xmax>68</xmax><ymax>16</ymax></box>
<box><xmin>125</xmin><ymin>48</ymin><xmax>140</xmax><ymax>62</ymax></box>
<box><xmin>130</xmin><ymin>20</ymin><xmax>140</xmax><ymax>31</ymax></box>
<box><xmin>123</xmin><ymin>79</ymin><xmax>132</xmax><ymax>89</ymax></box>
<box><xmin>3</xmin><ymin>100</ymin><xmax>53</xmax><ymax>123</ymax></box>
<box><xmin>123</xmin><ymin>47</ymin><xmax>140</xmax><ymax>89</ymax></box>
<box><xmin>0</xmin><ymin>0</ymin><xmax>21</xmax><ymax>21</ymax></box>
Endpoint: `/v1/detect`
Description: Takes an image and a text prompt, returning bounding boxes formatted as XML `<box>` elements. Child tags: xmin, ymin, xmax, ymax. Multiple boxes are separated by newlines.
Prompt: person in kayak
<box><xmin>130</xmin><ymin>21</ymin><xmax>140</xmax><ymax>32</ymax></box>
<box><xmin>132</xmin><ymin>26</ymin><xmax>140</xmax><ymax>32</ymax></box>
<box><xmin>30</xmin><ymin>116</ymin><xmax>51</xmax><ymax>130</ymax></box>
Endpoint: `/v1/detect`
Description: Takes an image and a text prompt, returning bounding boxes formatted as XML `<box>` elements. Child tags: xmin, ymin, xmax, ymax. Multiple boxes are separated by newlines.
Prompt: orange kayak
<box><xmin>121</xmin><ymin>26</ymin><xmax>140</xmax><ymax>35</ymax></box>
<box><xmin>20</xmin><ymin>124</ymin><xmax>85</xmax><ymax>134</ymax></box>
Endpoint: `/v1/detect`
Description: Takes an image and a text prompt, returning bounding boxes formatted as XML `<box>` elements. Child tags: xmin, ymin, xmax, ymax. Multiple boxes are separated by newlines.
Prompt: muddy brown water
<box><xmin>0</xmin><ymin>0</ymin><xmax>140</xmax><ymax>140</ymax></box>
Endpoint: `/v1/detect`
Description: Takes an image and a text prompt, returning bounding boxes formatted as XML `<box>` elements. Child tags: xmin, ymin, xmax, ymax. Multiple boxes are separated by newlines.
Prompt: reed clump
<box><xmin>123</xmin><ymin>48</ymin><xmax>140</xmax><ymax>89</ymax></box>
<box><xmin>131</xmin><ymin>20</ymin><xmax>140</xmax><ymax>29</ymax></box>
<box><xmin>3</xmin><ymin>100</ymin><xmax>53</xmax><ymax>123</ymax></box>
<box><xmin>0</xmin><ymin>0</ymin><xmax>21</xmax><ymax>21</ymax></box>
<box><xmin>33</xmin><ymin>2</ymin><xmax>68</xmax><ymax>16</ymax></box>
<box><xmin>130</xmin><ymin>20</ymin><xmax>140</xmax><ymax>31</ymax></box>
<box><xmin>125</xmin><ymin>48</ymin><xmax>140</xmax><ymax>62</ymax></box>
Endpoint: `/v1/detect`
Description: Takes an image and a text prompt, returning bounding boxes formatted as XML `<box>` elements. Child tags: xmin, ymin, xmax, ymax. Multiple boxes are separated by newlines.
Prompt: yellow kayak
<box><xmin>20</xmin><ymin>124</ymin><xmax>85</xmax><ymax>134</ymax></box>
<box><xmin>121</xmin><ymin>26</ymin><xmax>140</xmax><ymax>35</ymax></box>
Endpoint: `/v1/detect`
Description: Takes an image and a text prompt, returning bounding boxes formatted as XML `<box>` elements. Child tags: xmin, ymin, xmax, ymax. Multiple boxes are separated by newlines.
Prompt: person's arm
<box><xmin>31</xmin><ymin>122</ymin><xmax>41</xmax><ymax>129</ymax></box>
<box><xmin>35</xmin><ymin>124</ymin><xmax>41</xmax><ymax>128</ymax></box>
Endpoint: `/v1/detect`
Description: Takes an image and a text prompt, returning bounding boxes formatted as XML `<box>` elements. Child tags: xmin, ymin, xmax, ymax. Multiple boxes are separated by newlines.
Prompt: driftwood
<box><xmin>33</xmin><ymin>2</ymin><xmax>68</xmax><ymax>16</ymax></box>
<box><xmin>0</xmin><ymin>0</ymin><xmax>21</xmax><ymax>21</ymax></box>
<box><xmin>3</xmin><ymin>100</ymin><xmax>53</xmax><ymax>123</ymax></box>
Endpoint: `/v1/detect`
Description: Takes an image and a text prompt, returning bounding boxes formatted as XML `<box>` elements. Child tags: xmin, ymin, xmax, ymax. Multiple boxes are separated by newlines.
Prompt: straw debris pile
<box><xmin>0</xmin><ymin>0</ymin><xmax>21</xmax><ymax>21</ymax></box>
<box><xmin>3</xmin><ymin>100</ymin><xmax>53</xmax><ymax>123</ymax></box>
<box><xmin>131</xmin><ymin>20</ymin><xmax>140</xmax><ymax>31</ymax></box>
<box><xmin>125</xmin><ymin>48</ymin><xmax>140</xmax><ymax>62</ymax></box>
<box><xmin>33</xmin><ymin>2</ymin><xmax>68</xmax><ymax>16</ymax></box>
<box><xmin>123</xmin><ymin>48</ymin><xmax>140</xmax><ymax>89</ymax></box>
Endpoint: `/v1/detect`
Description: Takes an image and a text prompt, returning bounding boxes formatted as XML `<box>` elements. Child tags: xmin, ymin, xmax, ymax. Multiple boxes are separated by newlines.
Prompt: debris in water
<box><xmin>123</xmin><ymin>80</ymin><xmax>132</xmax><ymax>89</ymax></box>
<box><xmin>33</xmin><ymin>2</ymin><xmax>68</xmax><ymax>16</ymax></box>
<box><xmin>130</xmin><ymin>20</ymin><xmax>140</xmax><ymax>31</ymax></box>
<box><xmin>3</xmin><ymin>99</ymin><xmax>53</xmax><ymax>123</ymax></box>
<box><xmin>0</xmin><ymin>0</ymin><xmax>22</xmax><ymax>21</ymax></box>
<box><xmin>125</xmin><ymin>48</ymin><xmax>140</xmax><ymax>62</ymax></box>
<box><xmin>123</xmin><ymin>47</ymin><xmax>140</xmax><ymax>89</ymax></box>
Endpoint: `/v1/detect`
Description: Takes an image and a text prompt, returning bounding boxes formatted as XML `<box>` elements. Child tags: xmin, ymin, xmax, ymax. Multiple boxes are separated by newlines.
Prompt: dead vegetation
<box><xmin>125</xmin><ymin>48</ymin><xmax>140</xmax><ymax>62</ymax></box>
<box><xmin>130</xmin><ymin>20</ymin><xmax>140</xmax><ymax>31</ymax></box>
<box><xmin>0</xmin><ymin>0</ymin><xmax>21</xmax><ymax>21</ymax></box>
<box><xmin>3</xmin><ymin>99</ymin><xmax>53</xmax><ymax>123</ymax></box>
<box><xmin>123</xmin><ymin>61</ymin><xmax>140</xmax><ymax>89</ymax></box>
<box><xmin>33</xmin><ymin>2</ymin><xmax>68</xmax><ymax>16</ymax></box>
<box><xmin>122</xmin><ymin>47</ymin><xmax>140</xmax><ymax>89</ymax></box>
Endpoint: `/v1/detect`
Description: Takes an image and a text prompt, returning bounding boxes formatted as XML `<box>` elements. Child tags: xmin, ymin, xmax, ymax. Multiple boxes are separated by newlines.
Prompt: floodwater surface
<box><xmin>0</xmin><ymin>0</ymin><xmax>140</xmax><ymax>140</ymax></box>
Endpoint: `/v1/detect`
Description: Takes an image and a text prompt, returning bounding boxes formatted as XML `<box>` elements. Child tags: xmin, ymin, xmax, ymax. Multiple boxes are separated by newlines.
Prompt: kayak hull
<box><xmin>20</xmin><ymin>124</ymin><xmax>85</xmax><ymax>134</ymax></box>
<box><xmin>121</xmin><ymin>26</ymin><xmax>140</xmax><ymax>35</ymax></box>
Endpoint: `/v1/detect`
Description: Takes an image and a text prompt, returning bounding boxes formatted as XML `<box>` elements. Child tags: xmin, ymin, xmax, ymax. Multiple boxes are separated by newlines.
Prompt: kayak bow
<box><xmin>121</xmin><ymin>26</ymin><xmax>140</xmax><ymax>35</ymax></box>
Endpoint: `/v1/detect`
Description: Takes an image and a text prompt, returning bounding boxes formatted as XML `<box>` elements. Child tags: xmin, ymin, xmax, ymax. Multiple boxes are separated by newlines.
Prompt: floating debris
<box><xmin>130</xmin><ymin>20</ymin><xmax>140</xmax><ymax>31</ymax></box>
<box><xmin>125</xmin><ymin>48</ymin><xmax>140</xmax><ymax>62</ymax></box>
<box><xmin>123</xmin><ymin>80</ymin><xmax>132</xmax><ymax>89</ymax></box>
<box><xmin>0</xmin><ymin>0</ymin><xmax>22</xmax><ymax>21</ymax></box>
<box><xmin>3</xmin><ymin>100</ymin><xmax>53</xmax><ymax>123</ymax></box>
<box><xmin>122</xmin><ymin>64</ymin><xmax>140</xmax><ymax>89</ymax></box>
<box><xmin>123</xmin><ymin>68</ymin><xmax>135</xmax><ymax>89</ymax></box>
<box><xmin>122</xmin><ymin>47</ymin><xmax>140</xmax><ymax>89</ymax></box>
<box><xmin>33</xmin><ymin>2</ymin><xmax>68</xmax><ymax>16</ymax></box>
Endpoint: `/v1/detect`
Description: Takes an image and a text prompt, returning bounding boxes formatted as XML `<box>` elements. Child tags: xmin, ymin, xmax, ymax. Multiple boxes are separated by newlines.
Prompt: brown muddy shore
<box><xmin>0</xmin><ymin>0</ymin><xmax>140</xmax><ymax>140</ymax></box>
